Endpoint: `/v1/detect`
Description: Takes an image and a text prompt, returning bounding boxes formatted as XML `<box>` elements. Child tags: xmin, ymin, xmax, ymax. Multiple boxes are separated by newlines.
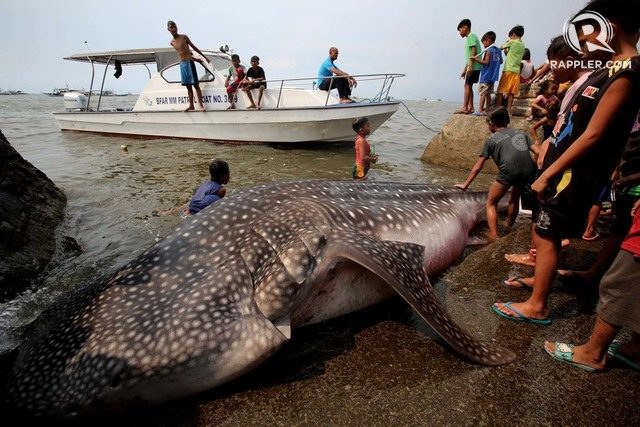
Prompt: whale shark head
<box><xmin>5</xmin><ymin>180</ymin><xmax>515</xmax><ymax>417</ymax></box>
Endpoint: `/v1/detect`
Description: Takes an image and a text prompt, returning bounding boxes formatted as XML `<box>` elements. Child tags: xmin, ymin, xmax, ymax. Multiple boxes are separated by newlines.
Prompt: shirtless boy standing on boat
<box><xmin>167</xmin><ymin>20</ymin><xmax>210</xmax><ymax>112</ymax></box>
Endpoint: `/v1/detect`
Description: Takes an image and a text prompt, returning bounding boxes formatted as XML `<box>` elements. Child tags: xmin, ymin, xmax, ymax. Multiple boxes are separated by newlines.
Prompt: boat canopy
<box><xmin>64</xmin><ymin>48</ymin><xmax>231</xmax><ymax>72</ymax></box>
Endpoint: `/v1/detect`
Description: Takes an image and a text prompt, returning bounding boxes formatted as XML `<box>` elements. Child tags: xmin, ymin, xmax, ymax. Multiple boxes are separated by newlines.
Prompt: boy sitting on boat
<box><xmin>225</xmin><ymin>54</ymin><xmax>246</xmax><ymax>110</ymax></box>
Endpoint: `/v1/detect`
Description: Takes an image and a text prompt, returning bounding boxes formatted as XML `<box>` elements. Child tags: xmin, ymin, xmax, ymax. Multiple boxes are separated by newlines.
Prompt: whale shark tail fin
<box><xmin>323</xmin><ymin>232</ymin><xmax>516</xmax><ymax>366</ymax></box>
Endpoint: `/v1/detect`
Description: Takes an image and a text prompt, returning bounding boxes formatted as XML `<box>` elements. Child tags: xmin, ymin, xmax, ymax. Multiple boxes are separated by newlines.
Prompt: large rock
<box><xmin>0</xmin><ymin>131</ymin><xmax>66</xmax><ymax>301</ymax></box>
<box><xmin>420</xmin><ymin>114</ymin><xmax>538</xmax><ymax>173</ymax></box>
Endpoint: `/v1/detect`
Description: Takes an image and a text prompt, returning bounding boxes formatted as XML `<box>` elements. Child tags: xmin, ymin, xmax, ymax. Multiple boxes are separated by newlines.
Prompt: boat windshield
<box><xmin>161</xmin><ymin>61</ymin><xmax>215</xmax><ymax>84</ymax></box>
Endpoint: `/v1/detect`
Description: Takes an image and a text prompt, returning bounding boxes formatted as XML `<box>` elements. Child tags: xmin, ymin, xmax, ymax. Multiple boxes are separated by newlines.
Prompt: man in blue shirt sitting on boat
<box><xmin>316</xmin><ymin>47</ymin><xmax>357</xmax><ymax>103</ymax></box>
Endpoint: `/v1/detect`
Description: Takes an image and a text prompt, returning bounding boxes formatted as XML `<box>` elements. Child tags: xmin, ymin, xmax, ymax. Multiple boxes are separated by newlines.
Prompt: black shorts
<box><xmin>612</xmin><ymin>192</ymin><xmax>639</xmax><ymax>235</ymax></box>
<box><xmin>465</xmin><ymin>70</ymin><xmax>480</xmax><ymax>86</ymax></box>
<box><xmin>535</xmin><ymin>171</ymin><xmax>595</xmax><ymax>239</ymax></box>
<box><xmin>247</xmin><ymin>81</ymin><xmax>267</xmax><ymax>89</ymax></box>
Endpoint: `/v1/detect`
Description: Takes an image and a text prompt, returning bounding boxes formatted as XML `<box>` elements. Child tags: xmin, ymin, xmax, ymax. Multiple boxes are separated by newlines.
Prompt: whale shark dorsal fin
<box><xmin>321</xmin><ymin>232</ymin><xmax>516</xmax><ymax>366</ymax></box>
<box><xmin>274</xmin><ymin>315</ymin><xmax>291</xmax><ymax>339</ymax></box>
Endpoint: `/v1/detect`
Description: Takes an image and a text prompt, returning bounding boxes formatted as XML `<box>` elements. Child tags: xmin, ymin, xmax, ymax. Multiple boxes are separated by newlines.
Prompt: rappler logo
<box><xmin>563</xmin><ymin>11</ymin><xmax>615</xmax><ymax>54</ymax></box>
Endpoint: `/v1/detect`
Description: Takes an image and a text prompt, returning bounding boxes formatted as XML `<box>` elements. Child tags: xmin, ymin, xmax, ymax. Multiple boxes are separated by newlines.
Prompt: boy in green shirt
<box><xmin>496</xmin><ymin>25</ymin><xmax>525</xmax><ymax>112</ymax></box>
<box><xmin>456</xmin><ymin>18</ymin><xmax>482</xmax><ymax>114</ymax></box>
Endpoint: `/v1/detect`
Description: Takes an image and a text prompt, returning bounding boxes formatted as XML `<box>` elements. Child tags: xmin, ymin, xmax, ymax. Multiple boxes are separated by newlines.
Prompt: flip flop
<box><xmin>501</xmin><ymin>277</ymin><xmax>533</xmax><ymax>290</ymax></box>
<box><xmin>453</xmin><ymin>109</ymin><xmax>469</xmax><ymax>114</ymax></box>
<box><xmin>544</xmin><ymin>342</ymin><xmax>599</xmax><ymax>372</ymax></box>
<box><xmin>581</xmin><ymin>232</ymin><xmax>600</xmax><ymax>241</ymax></box>
<box><xmin>607</xmin><ymin>341</ymin><xmax>640</xmax><ymax>370</ymax></box>
<box><xmin>491</xmin><ymin>302</ymin><xmax>552</xmax><ymax>325</ymax></box>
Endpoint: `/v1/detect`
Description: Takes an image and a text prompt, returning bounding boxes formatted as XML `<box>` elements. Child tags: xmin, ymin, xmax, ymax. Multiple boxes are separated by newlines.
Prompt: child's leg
<box><xmin>507</xmin><ymin>94</ymin><xmax>514</xmax><ymax>112</ymax></box>
<box><xmin>495</xmin><ymin>92</ymin><xmax>503</xmax><ymax>109</ymax></box>
<box><xmin>505</xmin><ymin>185</ymin><xmax>522</xmax><ymax>228</ymax></box>
<box><xmin>583</xmin><ymin>203</ymin><xmax>601</xmax><ymax>239</ymax></box>
<box><xmin>486</xmin><ymin>180</ymin><xmax>510</xmax><ymax>239</ymax></box>
<box><xmin>467</xmin><ymin>84</ymin><xmax>475</xmax><ymax>112</ymax></box>
<box><xmin>194</xmin><ymin>85</ymin><xmax>205</xmax><ymax>111</ymax></box>
<box><xmin>495</xmin><ymin>229</ymin><xmax>560</xmax><ymax>320</ymax></box>
<box><xmin>463</xmin><ymin>83</ymin><xmax>472</xmax><ymax>112</ymax></box>
<box><xmin>245</xmin><ymin>88</ymin><xmax>256</xmax><ymax>108</ymax></box>
<box><xmin>478</xmin><ymin>93</ymin><xmax>486</xmax><ymax>112</ymax></box>
<box><xmin>257</xmin><ymin>86</ymin><xmax>264</xmax><ymax>107</ymax></box>
<box><xmin>185</xmin><ymin>85</ymin><xmax>195</xmax><ymax>110</ymax></box>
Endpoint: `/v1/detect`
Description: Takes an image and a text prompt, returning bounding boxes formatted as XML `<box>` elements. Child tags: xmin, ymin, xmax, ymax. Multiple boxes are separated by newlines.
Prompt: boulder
<box><xmin>0</xmin><ymin>131</ymin><xmax>66</xmax><ymax>301</ymax></box>
<box><xmin>420</xmin><ymin>114</ymin><xmax>539</xmax><ymax>174</ymax></box>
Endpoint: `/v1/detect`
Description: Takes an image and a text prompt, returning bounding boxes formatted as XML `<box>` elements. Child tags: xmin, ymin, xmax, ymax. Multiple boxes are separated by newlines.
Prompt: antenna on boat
<box><xmin>84</xmin><ymin>41</ymin><xmax>91</xmax><ymax>51</ymax></box>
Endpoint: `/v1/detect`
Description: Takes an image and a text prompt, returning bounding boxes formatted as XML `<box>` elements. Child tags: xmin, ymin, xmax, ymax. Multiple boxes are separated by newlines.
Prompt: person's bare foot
<box><xmin>485</xmin><ymin>231</ymin><xmax>499</xmax><ymax>242</ymax></box>
<box><xmin>557</xmin><ymin>269</ymin><xmax>594</xmax><ymax>287</ymax></box>
<box><xmin>184</xmin><ymin>106</ymin><xmax>195</xmax><ymax>112</ymax></box>
<box><xmin>493</xmin><ymin>300</ymin><xmax>548</xmax><ymax>321</ymax></box>
<box><xmin>247</xmin><ymin>104</ymin><xmax>257</xmax><ymax>109</ymax></box>
<box><xmin>226</xmin><ymin>105</ymin><xmax>236</xmax><ymax>110</ymax></box>
<box><xmin>504</xmin><ymin>252</ymin><xmax>536</xmax><ymax>267</ymax></box>
<box><xmin>199</xmin><ymin>106</ymin><xmax>206</xmax><ymax>112</ymax></box>
<box><xmin>544</xmin><ymin>342</ymin><xmax>607</xmax><ymax>370</ymax></box>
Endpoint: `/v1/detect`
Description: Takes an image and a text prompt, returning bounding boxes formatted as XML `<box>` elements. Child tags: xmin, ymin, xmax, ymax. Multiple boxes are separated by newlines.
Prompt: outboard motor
<box><xmin>63</xmin><ymin>92</ymin><xmax>89</xmax><ymax>111</ymax></box>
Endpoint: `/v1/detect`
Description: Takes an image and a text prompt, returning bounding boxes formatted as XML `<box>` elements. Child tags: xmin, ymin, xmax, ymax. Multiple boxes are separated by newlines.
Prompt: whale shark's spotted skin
<box><xmin>6</xmin><ymin>180</ymin><xmax>516</xmax><ymax>416</ymax></box>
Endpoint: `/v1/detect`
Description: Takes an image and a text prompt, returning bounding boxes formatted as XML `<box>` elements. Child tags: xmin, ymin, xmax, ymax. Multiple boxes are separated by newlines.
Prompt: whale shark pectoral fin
<box><xmin>324</xmin><ymin>233</ymin><xmax>516</xmax><ymax>366</ymax></box>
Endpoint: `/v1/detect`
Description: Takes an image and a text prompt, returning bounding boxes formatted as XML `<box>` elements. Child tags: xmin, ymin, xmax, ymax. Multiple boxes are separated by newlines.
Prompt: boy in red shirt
<box><xmin>224</xmin><ymin>54</ymin><xmax>246</xmax><ymax>110</ymax></box>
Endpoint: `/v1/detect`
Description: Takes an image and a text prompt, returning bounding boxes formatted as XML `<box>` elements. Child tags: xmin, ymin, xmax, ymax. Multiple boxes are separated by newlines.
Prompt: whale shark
<box><xmin>5</xmin><ymin>180</ymin><xmax>515</xmax><ymax>416</ymax></box>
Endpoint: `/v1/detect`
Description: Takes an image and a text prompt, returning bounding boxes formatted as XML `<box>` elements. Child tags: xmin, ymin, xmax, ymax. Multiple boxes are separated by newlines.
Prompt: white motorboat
<box><xmin>53</xmin><ymin>48</ymin><xmax>403</xmax><ymax>143</ymax></box>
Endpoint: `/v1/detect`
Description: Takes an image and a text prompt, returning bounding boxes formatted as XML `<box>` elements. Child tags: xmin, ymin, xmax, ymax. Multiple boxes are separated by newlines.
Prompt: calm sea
<box><xmin>0</xmin><ymin>94</ymin><xmax>489</xmax><ymax>353</ymax></box>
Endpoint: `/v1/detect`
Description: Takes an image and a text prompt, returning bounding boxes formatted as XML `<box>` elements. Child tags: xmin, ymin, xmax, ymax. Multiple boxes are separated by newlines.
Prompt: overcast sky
<box><xmin>3</xmin><ymin>0</ymin><xmax>588</xmax><ymax>100</ymax></box>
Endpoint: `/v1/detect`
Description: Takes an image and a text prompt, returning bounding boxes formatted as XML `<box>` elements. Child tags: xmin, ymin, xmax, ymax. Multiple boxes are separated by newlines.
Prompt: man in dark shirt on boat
<box><xmin>243</xmin><ymin>56</ymin><xmax>267</xmax><ymax>109</ymax></box>
<box><xmin>167</xmin><ymin>20</ymin><xmax>210</xmax><ymax>112</ymax></box>
<box><xmin>316</xmin><ymin>47</ymin><xmax>357</xmax><ymax>103</ymax></box>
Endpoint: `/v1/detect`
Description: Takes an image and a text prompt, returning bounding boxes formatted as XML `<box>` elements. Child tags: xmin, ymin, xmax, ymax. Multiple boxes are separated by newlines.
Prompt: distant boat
<box><xmin>44</xmin><ymin>87</ymin><xmax>83</xmax><ymax>96</ymax></box>
<box><xmin>0</xmin><ymin>90</ymin><xmax>26</xmax><ymax>95</ymax></box>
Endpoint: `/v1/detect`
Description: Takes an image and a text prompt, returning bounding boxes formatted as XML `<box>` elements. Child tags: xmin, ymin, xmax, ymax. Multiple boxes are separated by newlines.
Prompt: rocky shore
<box><xmin>0</xmin><ymin>131</ymin><xmax>66</xmax><ymax>301</ymax></box>
<box><xmin>421</xmin><ymin>84</ymin><xmax>541</xmax><ymax>173</ymax></box>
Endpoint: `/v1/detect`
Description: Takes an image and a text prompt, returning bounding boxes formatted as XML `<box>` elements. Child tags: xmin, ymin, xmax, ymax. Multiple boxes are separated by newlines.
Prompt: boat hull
<box><xmin>54</xmin><ymin>102</ymin><xmax>399</xmax><ymax>143</ymax></box>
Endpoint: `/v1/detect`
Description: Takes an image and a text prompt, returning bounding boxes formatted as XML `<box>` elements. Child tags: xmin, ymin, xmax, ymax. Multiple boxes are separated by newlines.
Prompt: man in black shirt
<box><xmin>244</xmin><ymin>55</ymin><xmax>267</xmax><ymax>109</ymax></box>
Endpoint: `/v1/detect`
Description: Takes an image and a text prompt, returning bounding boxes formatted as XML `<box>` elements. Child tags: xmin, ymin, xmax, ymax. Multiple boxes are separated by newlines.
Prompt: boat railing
<box><xmin>257</xmin><ymin>73</ymin><xmax>405</xmax><ymax>108</ymax></box>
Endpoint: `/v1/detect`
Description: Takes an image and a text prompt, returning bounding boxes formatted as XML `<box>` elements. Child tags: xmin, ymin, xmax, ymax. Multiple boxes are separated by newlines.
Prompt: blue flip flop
<box><xmin>544</xmin><ymin>342</ymin><xmax>598</xmax><ymax>372</ymax></box>
<box><xmin>607</xmin><ymin>341</ymin><xmax>640</xmax><ymax>370</ymax></box>
<box><xmin>491</xmin><ymin>302</ymin><xmax>552</xmax><ymax>325</ymax></box>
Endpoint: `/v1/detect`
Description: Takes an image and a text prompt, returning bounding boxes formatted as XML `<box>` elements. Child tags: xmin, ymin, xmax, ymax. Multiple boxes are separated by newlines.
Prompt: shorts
<box><xmin>612</xmin><ymin>192</ymin><xmax>639</xmax><ymax>235</ymax></box>
<box><xmin>180</xmin><ymin>60</ymin><xmax>199</xmax><ymax>86</ymax></box>
<box><xmin>478</xmin><ymin>83</ymin><xmax>494</xmax><ymax>96</ymax></box>
<box><xmin>352</xmin><ymin>163</ymin><xmax>369</xmax><ymax>180</ymax></box>
<box><xmin>246</xmin><ymin>81</ymin><xmax>267</xmax><ymax>90</ymax></box>
<box><xmin>597</xmin><ymin>249</ymin><xmax>640</xmax><ymax>331</ymax></box>
<box><xmin>465</xmin><ymin>70</ymin><xmax>480</xmax><ymax>86</ymax></box>
<box><xmin>226</xmin><ymin>82</ymin><xmax>239</xmax><ymax>95</ymax></box>
<box><xmin>520</xmin><ymin>182</ymin><xmax>541</xmax><ymax>221</ymax></box>
<box><xmin>593</xmin><ymin>183</ymin><xmax>612</xmax><ymax>204</ymax></box>
<box><xmin>535</xmin><ymin>169</ymin><xmax>595</xmax><ymax>239</ymax></box>
<box><xmin>497</xmin><ymin>71</ymin><xmax>520</xmax><ymax>95</ymax></box>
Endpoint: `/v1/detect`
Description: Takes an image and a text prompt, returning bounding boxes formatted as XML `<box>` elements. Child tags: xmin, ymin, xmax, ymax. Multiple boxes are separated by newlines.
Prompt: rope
<box><xmin>397</xmin><ymin>100</ymin><xmax>441</xmax><ymax>133</ymax></box>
